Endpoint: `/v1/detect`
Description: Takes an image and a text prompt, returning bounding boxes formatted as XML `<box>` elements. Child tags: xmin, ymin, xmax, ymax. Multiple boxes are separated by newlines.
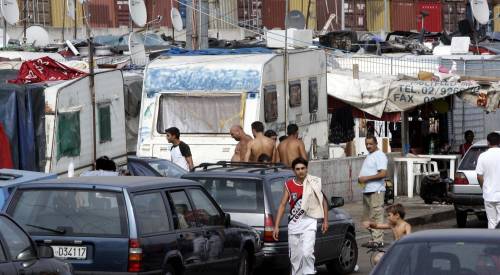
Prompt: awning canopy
<box><xmin>327</xmin><ymin>70</ymin><xmax>500</xmax><ymax>118</ymax></box>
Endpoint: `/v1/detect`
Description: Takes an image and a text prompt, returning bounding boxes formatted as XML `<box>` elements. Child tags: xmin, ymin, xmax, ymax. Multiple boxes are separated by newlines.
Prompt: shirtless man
<box><xmin>277</xmin><ymin>124</ymin><xmax>307</xmax><ymax>167</ymax></box>
<box><xmin>244</xmin><ymin>121</ymin><xmax>276</xmax><ymax>162</ymax></box>
<box><xmin>229</xmin><ymin>125</ymin><xmax>253</xmax><ymax>161</ymax></box>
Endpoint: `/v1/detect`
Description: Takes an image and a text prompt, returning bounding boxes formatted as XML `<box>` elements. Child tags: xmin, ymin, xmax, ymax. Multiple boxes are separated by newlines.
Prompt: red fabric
<box><xmin>0</xmin><ymin>123</ymin><xmax>13</xmax><ymax>169</ymax></box>
<box><xmin>9</xmin><ymin>56</ymin><xmax>87</xmax><ymax>84</ymax></box>
<box><xmin>285</xmin><ymin>179</ymin><xmax>304</xmax><ymax>210</ymax></box>
<box><xmin>459</xmin><ymin>143</ymin><xmax>472</xmax><ymax>156</ymax></box>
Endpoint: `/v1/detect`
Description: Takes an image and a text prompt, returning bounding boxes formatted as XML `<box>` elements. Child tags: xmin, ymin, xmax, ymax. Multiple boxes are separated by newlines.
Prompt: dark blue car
<box><xmin>4</xmin><ymin>176</ymin><xmax>262</xmax><ymax>275</ymax></box>
<box><xmin>0</xmin><ymin>169</ymin><xmax>56</xmax><ymax>208</ymax></box>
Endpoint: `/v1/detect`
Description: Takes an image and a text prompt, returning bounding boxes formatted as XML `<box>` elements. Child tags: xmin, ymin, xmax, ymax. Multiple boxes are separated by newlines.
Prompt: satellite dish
<box><xmin>128</xmin><ymin>32</ymin><xmax>146</xmax><ymax>66</ymax></box>
<box><xmin>171</xmin><ymin>8</ymin><xmax>183</xmax><ymax>32</ymax></box>
<box><xmin>26</xmin><ymin>26</ymin><xmax>50</xmax><ymax>47</ymax></box>
<box><xmin>470</xmin><ymin>0</ymin><xmax>490</xmax><ymax>25</ymax></box>
<box><xmin>285</xmin><ymin>10</ymin><xmax>306</xmax><ymax>29</ymax></box>
<box><xmin>1</xmin><ymin>0</ymin><xmax>20</xmax><ymax>25</ymax></box>
<box><xmin>129</xmin><ymin>0</ymin><xmax>147</xmax><ymax>27</ymax></box>
<box><xmin>67</xmin><ymin>0</ymin><xmax>75</xmax><ymax>20</ymax></box>
<box><xmin>0</xmin><ymin>30</ymin><xmax>9</xmax><ymax>47</ymax></box>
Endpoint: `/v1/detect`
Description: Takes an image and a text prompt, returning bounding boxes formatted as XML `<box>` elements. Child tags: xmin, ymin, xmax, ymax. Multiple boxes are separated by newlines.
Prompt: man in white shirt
<box><xmin>359</xmin><ymin>135</ymin><xmax>388</xmax><ymax>248</ymax></box>
<box><xmin>166</xmin><ymin>127</ymin><xmax>193</xmax><ymax>171</ymax></box>
<box><xmin>476</xmin><ymin>132</ymin><xmax>500</xmax><ymax>229</ymax></box>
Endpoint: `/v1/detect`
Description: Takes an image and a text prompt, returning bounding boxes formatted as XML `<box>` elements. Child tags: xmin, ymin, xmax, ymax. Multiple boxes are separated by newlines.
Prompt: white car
<box><xmin>449</xmin><ymin>140</ymin><xmax>488</xmax><ymax>227</ymax></box>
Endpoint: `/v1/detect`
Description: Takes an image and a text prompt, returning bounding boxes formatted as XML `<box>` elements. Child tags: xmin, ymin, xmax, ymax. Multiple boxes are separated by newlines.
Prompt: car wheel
<box><xmin>326</xmin><ymin>232</ymin><xmax>358</xmax><ymax>275</ymax></box>
<box><xmin>456</xmin><ymin>209</ymin><xmax>467</xmax><ymax>228</ymax></box>
<box><xmin>164</xmin><ymin>264</ymin><xmax>176</xmax><ymax>275</ymax></box>
<box><xmin>236</xmin><ymin>250</ymin><xmax>253</xmax><ymax>275</ymax></box>
<box><xmin>477</xmin><ymin>212</ymin><xmax>487</xmax><ymax>221</ymax></box>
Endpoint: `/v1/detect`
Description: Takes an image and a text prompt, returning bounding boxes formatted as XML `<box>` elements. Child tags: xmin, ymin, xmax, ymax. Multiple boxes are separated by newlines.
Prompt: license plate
<box><xmin>51</xmin><ymin>246</ymin><xmax>87</xmax><ymax>259</ymax></box>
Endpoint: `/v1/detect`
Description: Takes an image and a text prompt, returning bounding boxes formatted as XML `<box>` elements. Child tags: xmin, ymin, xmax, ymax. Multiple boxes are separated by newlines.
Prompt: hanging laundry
<box><xmin>329</xmin><ymin>106</ymin><xmax>355</xmax><ymax>144</ymax></box>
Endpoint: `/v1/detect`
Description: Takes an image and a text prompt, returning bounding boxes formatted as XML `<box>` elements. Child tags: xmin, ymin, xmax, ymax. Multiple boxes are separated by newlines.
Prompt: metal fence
<box><xmin>329</xmin><ymin>54</ymin><xmax>500</xmax><ymax>77</ymax></box>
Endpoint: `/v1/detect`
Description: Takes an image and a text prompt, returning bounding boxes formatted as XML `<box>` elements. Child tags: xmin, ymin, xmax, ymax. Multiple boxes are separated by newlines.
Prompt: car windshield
<box><xmin>149</xmin><ymin>159</ymin><xmax>186</xmax><ymax>177</ymax></box>
<box><xmin>459</xmin><ymin>146</ymin><xmax>488</xmax><ymax>170</ymax></box>
<box><xmin>192</xmin><ymin>178</ymin><xmax>264</xmax><ymax>213</ymax></box>
<box><xmin>9</xmin><ymin>189</ymin><xmax>128</xmax><ymax>237</ymax></box>
<box><xmin>376</xmin><ymin>241</ymin><xmax>500</xmax><ymax>275</ymax></box>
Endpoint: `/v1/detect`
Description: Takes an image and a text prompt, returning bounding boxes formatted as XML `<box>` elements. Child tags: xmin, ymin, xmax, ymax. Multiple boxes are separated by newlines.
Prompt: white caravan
<box><xmin>43</xmin><ymin>70</ymin><xmax>127</xmax><ymax>175</ymax></box>
<box><xmin>137</xmin><ymin>49</ymin><xmax>329</xmax><ymax>165</ymax></box>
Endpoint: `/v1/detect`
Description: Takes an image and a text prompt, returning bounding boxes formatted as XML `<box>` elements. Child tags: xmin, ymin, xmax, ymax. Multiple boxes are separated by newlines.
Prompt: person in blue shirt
<box><xmin>358</xmin><ymin>135</ymin><xmax>388</xmax><ymax>248</ymax></box>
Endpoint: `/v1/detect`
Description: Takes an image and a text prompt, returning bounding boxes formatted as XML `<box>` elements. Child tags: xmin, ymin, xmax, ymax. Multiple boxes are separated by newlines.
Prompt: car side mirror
<box><xmin>17</xmin><ymin>248</ymin><xmax>37</xmax><ymax>267</ymax></box>
<box><xmin>330</xmin><ymin>196</ymin><xmax>344</xmax><ymax>209</ymax></box>
<box><xmin>224</xmin><ymin>213</ymin><xmax>231</xmax><ymax>227</ymax></box>
<box><xmin>37</xmin><ymin>245</ymin><xmax>54</xmax><ymax>259</ymax></box>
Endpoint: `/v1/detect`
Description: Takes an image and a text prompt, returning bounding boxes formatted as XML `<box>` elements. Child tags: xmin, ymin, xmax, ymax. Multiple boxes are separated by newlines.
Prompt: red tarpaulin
<box><xmin>9</xmin><ymin>56</ymin><xmax>87</xmax><ymax>84</ymax></box>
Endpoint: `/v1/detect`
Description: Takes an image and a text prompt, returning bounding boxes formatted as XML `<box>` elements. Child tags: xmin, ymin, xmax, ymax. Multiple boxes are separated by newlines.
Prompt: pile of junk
<box><xmin>320</xmin><ymin>16</ymin><xmax>500</xmax><ymax>56</ymax></box>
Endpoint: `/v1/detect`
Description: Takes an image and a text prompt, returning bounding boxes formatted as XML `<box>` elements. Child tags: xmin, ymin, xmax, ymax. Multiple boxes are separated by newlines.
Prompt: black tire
<box><xmin>456</xmin><ymin>209</ymin><xmax>467</xmax><ymax>228</ymax></box>
<box><xmin>477</xmin><ymin>212</ymin><xmax>487</xmax><ymax>221</ymax></box>
<box><xmin>164</xmin><ymin>264</ymin><xmax>176</xmax><ymax>275</ymax></box>
<box><xmin>326</xmin><ymin>232</ymin><xmax>358</xmax><ymax>275</ymax></box>
<box><xmin>236</xmin><ymin>250</ymin><xmax>253</xmax><ymax>275</ymax></box>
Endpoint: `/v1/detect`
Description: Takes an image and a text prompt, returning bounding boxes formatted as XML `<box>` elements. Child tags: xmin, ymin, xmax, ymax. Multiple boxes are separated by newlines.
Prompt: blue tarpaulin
<box><xmin>164</xmin><ymin>47</ymin><xmax>273</xmax><ymax>56</ymax></box>
<box><xmin>0</xmin><ymin>70</ymin><xmax>46</xmax><ymax>171</ymax></box>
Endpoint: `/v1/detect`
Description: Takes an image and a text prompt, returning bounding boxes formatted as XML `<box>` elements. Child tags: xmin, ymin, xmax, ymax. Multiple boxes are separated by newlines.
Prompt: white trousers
<box><xmin>289</xmin><ymin>230</ymin><xmax>316</xmax><ymax>275</ymax></box>
<box><xmin>485</xmin><ymin>201</ymin><xmax>500</xmax><ymax>229</ymax></box>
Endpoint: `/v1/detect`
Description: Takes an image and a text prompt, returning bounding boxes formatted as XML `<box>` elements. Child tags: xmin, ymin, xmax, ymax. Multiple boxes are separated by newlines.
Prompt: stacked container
<box><xmin>116</xmin><ymin>0</ymin><xmax>130</xmax><ymax>26</ymax></box>
<box><xmin>416</xmin><ymin>0</ymin><xmax>442</xmax><ymax>32</ymax></box>
<box><xmin>343</xmin><ymin>0</ymin><xmax>367</xmax><ymax>30</ymax></box>
<box><xmin>495</xmin><ymin>0</ymin><xmax>500</xmax><ymax>32</ymax></box>
<box><xmin>87</xmin><ymin>0</ymin><xmax>118</xmax><ymax>28</ymax></box>
<box><xmin>209</xmin><ymin>0</ymin><xmax>238</xmax><ymax>29</ymax></box>
<box><xmin>316</xmin><ymin>0</ymin><xmax>342</xmax><ymax>30</ymax></box>
<box><xmin>391</xmin><ymin>0</ymin><xmax>417</xmax><ymax>31</ymax></box>
<box><xmin>18</xmin><ymin>0</ymin><xmax>52</xmax><ymax>26</ymax></box>
<box><xmin>238</xmin><ymin>0</ymin><xmax>262</xmax><ymax>28</ymax></box>
<box><xmin>262</xmin><ymin>0</ymin><xmax>286</xmax><ymax>29</ymax></box>
<box><xmin>51</xmin><ymin>0</ymin><xmax>84</xmax><ymax>27</ymax></box>
<box><xmin>442</xmin><ymin>0</ymin><xmax>466</xmax><ymax>33</ymax></box>
<box><xmin>146</xmin><ymin>0</ymin><xmax>176</xmax><ymax>27</ymax></box>
<box><xmin>366</xmin><ymin>0</ymin><xmax>390</xmax><ymax>32</ymax></box>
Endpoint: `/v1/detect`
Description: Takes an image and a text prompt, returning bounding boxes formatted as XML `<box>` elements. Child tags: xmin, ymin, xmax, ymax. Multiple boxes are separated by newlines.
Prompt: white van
<box><xmin>137</xmin><ymin>49</ymin><xmax>329</xmax><ymax>164</ymax></box>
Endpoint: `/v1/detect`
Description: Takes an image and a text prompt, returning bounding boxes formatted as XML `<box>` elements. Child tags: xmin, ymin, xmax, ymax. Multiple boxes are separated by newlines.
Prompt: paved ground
<box><xmin>259</xmin><ymin>196</ymin><xmax>484</xmax><ymax>275</ymax></box>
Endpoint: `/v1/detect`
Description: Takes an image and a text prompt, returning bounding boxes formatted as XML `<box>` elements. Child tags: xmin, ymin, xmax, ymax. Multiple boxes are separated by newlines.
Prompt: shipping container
<box><xmin>289</xmin><ymin>0</ymin><xmax>317</xmax><ymax>29</ymax></box>
<box><xmin>116</xmin><ymin>0</ymin><xmax>129</xmax><ymax>26</ymax></box>
<box><xmin>18</xmin><ymin>0</ymin><xmax>52</xmax><ymax>26</ymax></box>
<box><xmin>442</xmin><ymin>0</ymin><xmax>466</xmax><ymax>33</ymax></box>
<box><xmin>495</xmin><ymin>4</ymin><xmax>500</xmax><ymax>32</ymax></box>
<box><xmin>238</xmin><ymin>0</ymin><xmax>261</xmax><ymax>28</ymax></box>
<box><xmin>316</xmin><ymin>0</ymin><xmax>366</xmax><ymax>31</ymax></box>
<box><xmin>316</xmin><ymin>0</ymin><xmax>341</xmax><ymax>30</ymax></box>
<box><xmin>391</xmin><ymin>0</ymin><xmax>417</xmax><ymax>31</ymax></box>
<box><xmin>366</xmin><ymin>0</ymin><xmax>390</xmax><ymax>32</ymax></box>
<box><xmin>209</xmin><ymin>0</ymin><xmax>238</xmax><ymax>29</ymax></box>
<box><xmin>87</xmin><ymin>0</ymin><xmax>117</xmax><ymax>28</ymax></box>
<box><xmin>51</xmin><ymin>0</ymin><xmax>84</xmax><ymax>28</ymax></box>
<box><xmin>416</xmin><ymin>1</ymin><xmax>442</xmax><ymax>32</ymax></box>
<box><xmin>262</xmin><ymin>0</ymin><xmax>286</xmax><ymax>29</ymax></box>
<box><xmin>344</xmin><ymin>0</ymin><xmax>367</xmax><ymax>30</ymax></box>
<box><xmin>146</xmin><ymin>0</ymin><xmax>176</xmax><ymax>27</ymax></box>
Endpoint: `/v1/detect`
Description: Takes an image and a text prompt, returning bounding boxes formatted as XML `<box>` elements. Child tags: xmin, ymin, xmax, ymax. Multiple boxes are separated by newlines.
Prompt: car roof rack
<box><xmin>193</xmin><ymin>161</ymin><xmax>288</xmax><ymax>172</ymax></box>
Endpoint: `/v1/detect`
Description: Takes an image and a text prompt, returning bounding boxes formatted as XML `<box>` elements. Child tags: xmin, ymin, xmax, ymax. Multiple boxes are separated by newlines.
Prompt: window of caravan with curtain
<box><xmin>156</xmin><ymin>93</ymin><xmax>245</xmax><ymax>134</ymax></box>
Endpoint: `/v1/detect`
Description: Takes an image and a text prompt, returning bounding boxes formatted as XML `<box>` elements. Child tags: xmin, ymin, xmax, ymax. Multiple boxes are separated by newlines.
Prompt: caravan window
<box><xmin>57</xmin><ymin>111</ymin><xmax>81</xmax><ymax>160</ymax></box>
<box><xmin>98</xmin><ymin>104</ymin><xmax>112</xmax><ymax>143</ymax></box>
<box><xmin>264</xmin><ymin>85</ymin><xmax>278</xmax><ymax>122</ymax></box>
<box><xmin>157</xmin><ymin>93</ymin><xmax>243</xmax><ymax>134</ymax></box>
<box><xmin>288</xmin><ymin>80</ymin><xmax>301</xmax><ymax>107</ymax></box>
<box><xmin>309</xmin><ymin>77</ymin><xmax>318</xmax><ymax>113</ymax></box>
